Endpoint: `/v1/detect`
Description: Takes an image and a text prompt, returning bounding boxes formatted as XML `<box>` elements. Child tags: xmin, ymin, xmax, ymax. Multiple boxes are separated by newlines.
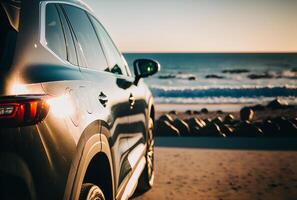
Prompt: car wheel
<box><xmin>79</xmin><ymin>183</ymin><xmax>105</xmax><ymax>200</ymax></box>
<box><xmin>137</xmin><ymin>117</ymin><xmax>155</xmax><ymax>192</ymax></box>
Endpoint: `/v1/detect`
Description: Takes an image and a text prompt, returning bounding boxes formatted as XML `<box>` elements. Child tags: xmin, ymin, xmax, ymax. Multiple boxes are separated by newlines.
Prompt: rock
<box><xmin>158</xmin><ymin>114</ymin><xmax>174</xmax><ymax>124</ymax></box>
<box><xmin>187</xmin><ymin>117</ymin><xmax>205</xmax><ymax>135</ymax></box>
<box><xmin>267</xmin><ymin>99</ymin><xmax>288</xmax><ymax>110</ymax></box>
<box><xmin>222</xmin><ymin>69</ymin><xmax>250</xmax><ymax>74</ymax></box>
<box><xmin>185</xmin><ymin>110</ymin><xmax>193</xmax><ymax>115</ymax></box>
<box><xmin>173</xmin><ymin>118</ymin><xmax>191</xmax><ymax>136</ymax></box>
<box><xmin>254</xmin><ymin>120</ymin><xmax>280</xmax><ymax>136</ymax></box>
<box><xmin>204</xmin><ymin>118</ymin><xmax>212</xmax><ymax>125</ymax></box>
<box><xmin>201</xmin><ymin>123</ymin><xmax>226</xmax><ymax>137</ymax></box>
<box><xmin>201</xmin><ymin>108</ymin><xmax>208</xmax><ymax>114</ymax></box>
<box><xmin>251</xmin><ymin>104</ymin><xmax>265</xmax><ymax>111</ymax></box>
<box><xmin>197</xmin><ymin>118</ymin><xmax>207</xmax><ymax>127</ymax></box>
<box><xmin>240</xmin><ymin>107</ymin><xmax>254</xmax><ymax>121</ymax></box>
<box><xmin>247</xmin><ymin>73</ymin><xmax>274</xmax><ymax>79</ymax></box>
<box><xmin>155</xmin><ymin>120</ymin><xmax>180</xmax><ymax>136</ymax></box>
<box><xmin>193</xmin><ymin>110</ymin><xmax>200</xmax><ymax>115</ymax></box>
<box><xmin>188</xmin><ymin>76</ymin><xmax>196</xmax><ymax>80</ymax></box>
<box><xmin>272</xmin><ymin>117</ymin><xmax>297</xmax><ymax>136</ymax></box>
<box><xmin>168</xmin><ymin>110</ymin><xmax>178</xmax><ymax>115</ymax></box>
<box><xmin>188</xmin><ymin>117</ymin><xmax>206</xmax><ymax>128</ymax></box>
<box><xmin>217</xmin><ymin>110</ymin><xmax>224</xmax><ymax>114</ymax></box>
<box><xmin>212</xmin><ymin>117</ymin><xmax>233</xmax><ymax>136</ymax></box>
<box><xmin>158</xmin><ymin>74</ymin><xmax>176</xmax><ymax>79</ymax></box>
<box><xmin>212</xmin><ymin>117</ymin><xmax>223</xmax><ymax>125</ymax></box>
<box><xmin>224</xmin><ymin>114</ymin><xmax>235</xmax><ymax>124</ymax></box>
<box><xmin>234</xmin><ymin>121</ymin><xmax>263</xmax><ymax>137</ymax></box>
<box><xmin>219</xmin><ymin>124</ymin><xmax>234</xmax><ymax>136</ymax></box>
<box><xmin>289</xmin><ymin>117</ymin><xmax>297</xmax><ymax>126</ymax></box>
<box><xmin>205</xmin><ymin>74</ymin><xmax>225</xmax><ymax>79</ymax></box>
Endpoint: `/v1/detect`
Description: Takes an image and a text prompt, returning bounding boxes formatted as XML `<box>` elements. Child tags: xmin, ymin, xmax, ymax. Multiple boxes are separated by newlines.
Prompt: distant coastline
<box><xmin>124</xmin><ymin>52</ymin><xmax>297</xmax><ymax>105</ymax></box>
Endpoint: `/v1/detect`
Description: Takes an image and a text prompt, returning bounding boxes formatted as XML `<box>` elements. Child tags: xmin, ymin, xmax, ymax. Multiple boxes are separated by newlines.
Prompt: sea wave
<box><xmin>150</xmin><ymin>85</ymin><xmax>297</xmax><ymax>98</ymax></box>
<box><xmin>154</xmin><ymin>97</ymin><xmax>297</xmax><ymax>104</ymax></box>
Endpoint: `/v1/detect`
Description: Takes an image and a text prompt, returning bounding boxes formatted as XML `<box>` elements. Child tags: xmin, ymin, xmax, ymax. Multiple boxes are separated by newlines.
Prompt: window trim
<box><xmin>59</xmin><ymin>5</ymin><xmax>88</xmax><ymax>68</ymax></box>
<box><xmin>61</xmin><ymin>4</ymin><xmax>108</xmax><ymax>70</ymax></box>
<box><xmin>42</xmin><ymin>3</ymin><xmax>68</xmax><ymax>63</ymax></box>
<box><xmin>88</xmin><ymin>15</ymin><xmax>132</xmax><ymax>77</ymax></box>
<box><xmin>56</xmin><ymin>4</ymin><xmax>79</xmax><ymax>66</ymax></box>
<box><xmin>39</xmin><ymin>1</ymin><xmax>132</xmax><ymax>79</ymax></box>
<box><xmin>55</xmin><ymin>4</ymin><xmax>70</xmax><ymax>62</ymax></box>
<box><xmin>40</xmin><ymin>1</ymin><xmax>95</xmax><ymax>67</ymax></box>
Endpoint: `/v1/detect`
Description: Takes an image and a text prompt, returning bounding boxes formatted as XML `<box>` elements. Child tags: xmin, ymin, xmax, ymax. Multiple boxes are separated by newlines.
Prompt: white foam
<box><xmin>154</xmin><ymin>96</ymin><xmax>297</xmax><ymax>105</ymax></box>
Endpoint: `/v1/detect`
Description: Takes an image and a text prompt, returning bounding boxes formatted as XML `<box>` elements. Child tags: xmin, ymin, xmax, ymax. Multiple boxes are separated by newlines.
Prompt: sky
<box><xmin>84</xmin><ymin>0</ymin><xmax>297</xmax><ymax>53</ymax></box>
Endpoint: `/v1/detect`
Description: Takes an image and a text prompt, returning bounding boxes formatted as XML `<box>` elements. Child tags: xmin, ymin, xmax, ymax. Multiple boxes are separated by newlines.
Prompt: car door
<box><xmin>61</xmin><ymin>4</ymin><xmax>134</xmax><ymax>191</ymax></box>
<box><xmin>89</xmin><ymin>19</ymin><xmax>147</xmax><ymax>149</ymax></box>
<box><xmin>88</xmin><ymin>15</ymin><xmax>147</xmax><ymax>190</ymax></box>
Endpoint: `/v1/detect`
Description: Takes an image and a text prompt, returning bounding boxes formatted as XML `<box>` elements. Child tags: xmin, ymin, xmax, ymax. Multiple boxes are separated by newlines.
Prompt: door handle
<box><xmin>98</xmin><ymin>92</ymin><xmax>108</xmax><ymax>107</ymax></box>
<box><xmin>129</xmin><ymin>93</ymin><xmax>135</xmax><ymax>107</ymax></box>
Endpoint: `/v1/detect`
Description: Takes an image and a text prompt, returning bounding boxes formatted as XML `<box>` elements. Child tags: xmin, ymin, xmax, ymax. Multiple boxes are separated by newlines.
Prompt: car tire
<box><xmin>79</xmin><ymin>183</ymin><xmax>105</xmax><ymax>200</ymax></box>
<box><xmin>136</xmin><ymin>117</ymin><xmax>155</xmax><ymax>193</ymax></box>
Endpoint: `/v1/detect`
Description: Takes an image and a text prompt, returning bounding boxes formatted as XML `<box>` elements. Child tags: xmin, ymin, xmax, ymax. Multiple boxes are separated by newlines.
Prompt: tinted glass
<box><xmin>90</xmin><ymin>16</ymin><xmax>128</xmax><ymax>75</ymax></box>
<box><xmin>0</xmin><ymin>5</ymin><xmax>17</xmax><ymax>69</ymax></box>
<box><xmin>57</xmin><ymin>6</ymin><xmax>78</xmax><ymax>65</ymax></box>
<box><xmin>46</xmin><ymin>4</ymin><xmax>67</xmax><ymax>60</ymax></box>
<box><xmin>0</xmin><ymin>6</ymin><xmax>8</xmax><ymax>58</ymax></box>
<box><xmin>62</xmin><ymin>5</ymin><xmax>108</xmax><ymax>71</ymax></box>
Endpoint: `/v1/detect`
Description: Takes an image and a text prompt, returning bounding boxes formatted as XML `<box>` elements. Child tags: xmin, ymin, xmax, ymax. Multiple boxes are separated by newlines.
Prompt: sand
<box><xmin>133</xmin><ymin>147</ymin><xmax>297</xmax><ymax>200</ymax></box>
<box><xmin>134</xmin><ymin>103</ymin><xmax>297</xmax><ymax>199</ymax></box>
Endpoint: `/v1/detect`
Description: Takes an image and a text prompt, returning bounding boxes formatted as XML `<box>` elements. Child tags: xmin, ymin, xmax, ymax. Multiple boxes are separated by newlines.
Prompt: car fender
<box><xmin>63</xmin><ymin>120</ymin><xmax>114</xmax><ymax>200</ymax></box>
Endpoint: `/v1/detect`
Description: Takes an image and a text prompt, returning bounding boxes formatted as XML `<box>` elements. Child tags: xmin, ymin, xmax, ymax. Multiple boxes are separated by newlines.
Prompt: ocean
<box><xmin>124</xmin><ymin>53</ymin><xmax>297</xmax><ymax>105</ymax></box>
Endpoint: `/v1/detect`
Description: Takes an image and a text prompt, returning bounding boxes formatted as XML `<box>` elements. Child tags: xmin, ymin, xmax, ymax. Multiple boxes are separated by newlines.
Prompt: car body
<box><xmin>0</xmin><ymin>0</ymin><xmax>159</xmax><ymax>199</ymax></box>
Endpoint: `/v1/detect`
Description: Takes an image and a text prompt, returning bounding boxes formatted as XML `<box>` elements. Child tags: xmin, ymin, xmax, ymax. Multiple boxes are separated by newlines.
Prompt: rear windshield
<box><xmin>0</xmin><ymin>4</ymin><xmax>17</xmax><ymax>69</ymax></box>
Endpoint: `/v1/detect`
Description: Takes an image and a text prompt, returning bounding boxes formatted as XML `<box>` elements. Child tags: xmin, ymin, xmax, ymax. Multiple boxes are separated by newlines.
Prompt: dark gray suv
<box><xmin>0</xmin><ymin>0</ymin><xmax>159</xmax><ymax>199</ymax></box>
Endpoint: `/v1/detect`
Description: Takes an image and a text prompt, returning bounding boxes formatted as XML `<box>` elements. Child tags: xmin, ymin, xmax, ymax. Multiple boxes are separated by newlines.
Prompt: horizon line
<box><xmin>123</xmin><ymin>51</ymin><xmax>297</xmax><ymax>54</ymax></box>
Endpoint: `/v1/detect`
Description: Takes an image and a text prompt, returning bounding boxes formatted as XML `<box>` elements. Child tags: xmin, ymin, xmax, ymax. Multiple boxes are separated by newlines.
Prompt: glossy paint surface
<box><xmin>0</xmin><ymin>0</ymin><xmax>155</xmax><ymax>199</ymax></box>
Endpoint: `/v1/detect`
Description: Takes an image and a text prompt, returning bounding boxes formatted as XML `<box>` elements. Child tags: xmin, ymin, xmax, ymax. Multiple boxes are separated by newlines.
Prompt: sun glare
<box><xmin>11</xmin><ymin>83</ymin><xmax>28</xmax><ymax>95</ymax></box>
<box><xmin>46</xmin><ymin>95</ymin><xmax>75</xmax><ymax>118</ymax></box>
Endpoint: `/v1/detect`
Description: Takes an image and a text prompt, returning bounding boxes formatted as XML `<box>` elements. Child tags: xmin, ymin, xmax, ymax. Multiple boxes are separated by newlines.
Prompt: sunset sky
<box><xmin>84</xmin><ymin>0</ymin><xmax>297</xmax><ymax>53</ymax></box>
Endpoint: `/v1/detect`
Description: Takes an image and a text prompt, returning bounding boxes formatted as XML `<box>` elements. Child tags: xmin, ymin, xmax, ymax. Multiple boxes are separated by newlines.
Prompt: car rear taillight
<box><xmin>0</xmin><ymin>96</ymin><xmax>49</xmax><ymax>127</ymax></box>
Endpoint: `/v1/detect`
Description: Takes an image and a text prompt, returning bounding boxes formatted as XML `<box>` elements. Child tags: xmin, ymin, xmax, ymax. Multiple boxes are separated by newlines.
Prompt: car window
<box><xmin>0</xmin><ymin>4</ymin><xmax>17</xmax><ymax>69</ymax></box>
<box><xmin>89</xmin><ymin>16</ymin><xmax>129</xmax><ymax>76</ymax></box>
<box><xmin>62</xmin><ymin>5</ymin><xmax>108</xmax><ymax>71</ymax></box>
<box><xmin>56</xmin><ymin>5</ymin><xmax>78</xmax><ymax>66</ymax></box>
<box><xmin>46</xmin><ymin>4</ymin><xmax>67</xmax><ymax>60</ymax></box>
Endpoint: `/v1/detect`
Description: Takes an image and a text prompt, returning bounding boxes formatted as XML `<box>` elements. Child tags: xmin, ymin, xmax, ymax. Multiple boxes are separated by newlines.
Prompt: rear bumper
<box><xmin>0</xmin><ymin>122</ymin><xmax>75</xmax><ymax>199</ymax></box>
<box><xmin>0</xmin><ymin>152</ymin><xmax>36</xmax><ymax>199</ymax></box>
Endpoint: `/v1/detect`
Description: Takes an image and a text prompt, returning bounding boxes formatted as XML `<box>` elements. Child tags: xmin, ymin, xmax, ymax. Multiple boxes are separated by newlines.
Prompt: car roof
<box><xmin>1</xmin><ymin>0</ymin><xmax>21</xmax><ymax>30</ymax></box>
<box><xmin>1</xmin><ymin>0</ymin><xmax>95</xmax><ymax>31</ymax></box>
<box><xmin>41</xmin><ymin>0</ymin><xmax>94</xmax><ymax>13</ymax></box>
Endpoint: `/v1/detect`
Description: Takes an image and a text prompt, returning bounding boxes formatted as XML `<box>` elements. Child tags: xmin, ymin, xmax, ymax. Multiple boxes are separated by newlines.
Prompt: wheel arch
<box><xmin>147</xmin><ymin>97</ymin><xmax>155</xmax><ymax>139</ymax></box>
<box><xmin>150</xmin><ymin>104</ymin><xmax>155</xmax><ymax>122</ymax></box>
<box><xmin>147</xmin><ymin>96</ymin><xmax>155</xmax><ymax>122</ymax></box>
<box><xmin>83</xmin><ymin>152</ymin><xmax>113</xmax><ymax>200</ymax></box>
<box><xmin>63</xmin><ymin>120</ymin><xmax>114</xmax><ymax>200</ymax></box>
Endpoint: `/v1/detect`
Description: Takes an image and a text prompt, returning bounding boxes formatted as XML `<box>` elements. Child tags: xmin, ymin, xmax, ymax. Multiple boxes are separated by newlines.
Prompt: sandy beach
<box><xmin>133</xmin><ymin>101</ymin><xmax>297</xmax><ymax>200</ymax></box>
<box><xmin>133</xmin><ymin>146</ymin><xmax>297</xmax><ymax>200</ymax></box>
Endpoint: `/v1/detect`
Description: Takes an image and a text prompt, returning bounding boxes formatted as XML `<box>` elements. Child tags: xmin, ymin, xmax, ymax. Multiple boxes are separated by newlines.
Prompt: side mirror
<box><xmin>133</xmin><ymin>59</ymin><xmax>160</xmax><ymax>85</ymax></box>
